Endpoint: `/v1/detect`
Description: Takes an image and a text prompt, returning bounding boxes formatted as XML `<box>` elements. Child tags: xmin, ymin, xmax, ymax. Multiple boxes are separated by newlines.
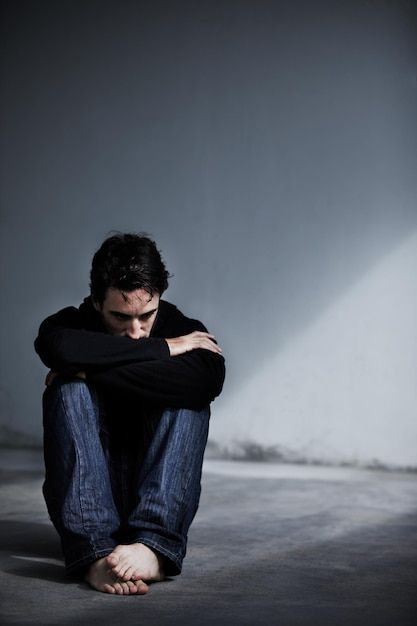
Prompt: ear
<box><xmin>92</xmin><ymin>298</ymin><xmax>101</xmax><ymax>312</ymax></box>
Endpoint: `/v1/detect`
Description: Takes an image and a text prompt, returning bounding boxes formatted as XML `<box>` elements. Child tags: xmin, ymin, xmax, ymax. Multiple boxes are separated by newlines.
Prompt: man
<box><xmin>34</xmin><ymin>232</ymin><xmax>225</xmax><ymax>595</ymax></box>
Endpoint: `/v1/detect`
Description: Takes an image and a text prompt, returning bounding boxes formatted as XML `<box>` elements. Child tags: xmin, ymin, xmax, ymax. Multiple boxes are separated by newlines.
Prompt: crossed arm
<box><xmin>35</xmin><ymin>309</ymin><xmax>225</xmax><ymax>410</ymax></box>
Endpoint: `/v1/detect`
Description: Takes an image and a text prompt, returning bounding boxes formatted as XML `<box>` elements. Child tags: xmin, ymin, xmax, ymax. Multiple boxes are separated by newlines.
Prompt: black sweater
<box><xmin>34</xmin><ymin>297</ymin><xmax>225</xmax><ymax>410</ymax></box>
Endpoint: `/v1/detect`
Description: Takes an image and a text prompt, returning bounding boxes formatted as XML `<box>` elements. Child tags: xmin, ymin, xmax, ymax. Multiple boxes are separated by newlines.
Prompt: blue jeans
<box><xmin>42</xmin><ymin>379</ymin><xmax>210</xmax><ymax>576</ymax></box>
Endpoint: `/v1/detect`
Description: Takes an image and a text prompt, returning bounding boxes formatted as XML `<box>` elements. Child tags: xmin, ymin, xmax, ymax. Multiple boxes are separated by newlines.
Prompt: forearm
<box><xmin>88</xmin><ymin>351</ymin><xmax>226</xmax><ymax>409</ymax></box>
<box><xmin>35</xmin><ymin>328</ymin><xmax>170</xmax><ymax>373</ymax></box>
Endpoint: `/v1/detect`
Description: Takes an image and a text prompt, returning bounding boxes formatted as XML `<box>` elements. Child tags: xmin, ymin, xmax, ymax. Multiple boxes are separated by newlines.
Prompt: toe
<box><xmin>131</xmin><ymin>569</ymin><xmax>145</xmax><ymax>581</ymax></box>
<box><xmin>114</xmin><ymin>562</ymin><xmax>129</xmax><ymax>579</ymax></box>
<box><xmin>126</xmin><ymin>580</ymin><xmax>138</xmax><ymax>593</ymax></box>
<box><xmin>109</xmin><ymin>560</ymin><xmax>124</xmax><ymax>577</ymax></box>
<box><xmin>106</xmin><ymin>554</ymin><xmax>118</xmax><ymax>567</ymax></box>
<box><xmin>120</xmin><ymin>581</ymin><xmax>130</xmax><ymax>595</ymax></box>
<box><xmin>135</xmin><ymin>580</ymin><xmax>149</xmax><ymax>595</ymax></box>
<box><xmin>103</xmin><ymin>584</ymin><xmax>116</xmax><ymax>594</ymax></box>
<box><xmin>111</xmin><ymin>566</ymin><xmax>122</xmax><ymax>578</ymax></box>
<box><xmin>114</xmin><ymin>582</ymin><xmax>124</xmax><ymax>595</ymax></box>
<box><xmin>122</xmin><ymin>566</ymin><xmax>136</xmax><ymax>581</ymax></box>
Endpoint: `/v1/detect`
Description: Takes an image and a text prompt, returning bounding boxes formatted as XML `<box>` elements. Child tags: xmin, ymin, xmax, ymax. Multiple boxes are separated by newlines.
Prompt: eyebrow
<box><xmin>109</xmin><ymin>308</ymin><xmax>158</xmax><ymax>320</ymax></box>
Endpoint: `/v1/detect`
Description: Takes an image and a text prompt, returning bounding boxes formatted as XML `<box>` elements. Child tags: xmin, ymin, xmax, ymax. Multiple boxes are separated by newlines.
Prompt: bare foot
<box><xmin>106</xmin><ymin>543</ymin><xmax>165</xmax><ymax>583</ymax></box>
<box><xmin>85</xmin><ymin>557</ymin><xmax>149</xmax><ymax>595</ymax></box>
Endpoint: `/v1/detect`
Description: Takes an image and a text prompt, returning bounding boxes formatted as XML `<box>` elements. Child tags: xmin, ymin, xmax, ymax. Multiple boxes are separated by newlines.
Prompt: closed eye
<box><xmin>112</xmin><ymin>312</ymin><xmax>131</xmax><ymax>321</ymax></box>
<box><xmin>140</xmin><ymin>311</ymin><xmax>155</xmax><ymax>321</ymax></box>
<box><xmin>110</xmin><ymin>309</ymin><xmax>157</xmax><ymax>322</ymax></box>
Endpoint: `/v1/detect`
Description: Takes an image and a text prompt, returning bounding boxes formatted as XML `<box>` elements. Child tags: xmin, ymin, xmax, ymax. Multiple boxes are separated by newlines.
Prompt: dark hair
<box><xmin>90</xmin><ymin>232</ymin><xmax>170</xmax><ymax>304</ymax></box>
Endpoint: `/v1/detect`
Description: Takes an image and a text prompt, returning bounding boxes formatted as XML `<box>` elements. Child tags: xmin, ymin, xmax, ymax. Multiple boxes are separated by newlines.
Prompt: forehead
<box><xmin>103</xmin><ymin>288</ymin><xmax>159</xmax><ymax>312</ymax></box>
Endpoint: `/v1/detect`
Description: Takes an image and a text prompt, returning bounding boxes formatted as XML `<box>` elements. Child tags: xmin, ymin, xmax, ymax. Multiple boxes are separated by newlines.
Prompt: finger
<box><xmin>45</xmin><ymin>371</ymin><xmax>57</xmax><ymax>386</ymax></box>
<box><xmin>209</xmin><ymin>345</ymin><xmax>222</xmax><ymax>353</ymax></box>
<box><xmin>201</xmin><ymin>338</ymin><xmax>218</xmax><ymax>346</ymax></box>
<box><xmin>198</xmin><ymin>340</ymin><xmax>222</xmax><ymax>353</ymax></box>
<box><xmin>192</xmin><ymin>331</ymin><xmax>216</xmax><ymax>339</ymax></box>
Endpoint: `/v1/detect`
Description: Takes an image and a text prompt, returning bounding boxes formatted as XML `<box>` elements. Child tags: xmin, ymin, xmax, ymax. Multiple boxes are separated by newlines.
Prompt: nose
<box><xmin>126</xmin><ymin>318</ymin><xmax>143</xmax><ymax>339</ymax></box>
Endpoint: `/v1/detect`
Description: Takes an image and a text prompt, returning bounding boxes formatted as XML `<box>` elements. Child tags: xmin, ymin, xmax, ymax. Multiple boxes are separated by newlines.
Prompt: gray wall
<box><xmin>1</xmin><ymin>0</ymin><xmax>416</xmax><ymax>466</ymax></box>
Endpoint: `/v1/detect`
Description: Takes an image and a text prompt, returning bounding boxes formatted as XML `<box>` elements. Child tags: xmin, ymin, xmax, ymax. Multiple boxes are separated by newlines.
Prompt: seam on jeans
<box><xmin>178</xmin><ymin>407</ymin><xmax>209</xmax><ymax>517</ymax></box>
<box><xmin>58</xmin><ymin>384</ymin><xmax>94</xmax><ymax>552</ymax></box>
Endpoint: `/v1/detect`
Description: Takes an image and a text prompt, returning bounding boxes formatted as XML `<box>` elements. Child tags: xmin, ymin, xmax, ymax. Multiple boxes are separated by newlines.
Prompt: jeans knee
<box><xmin>183</xmin><ymin>406</ymin><xmax>210</xmax><ymax>431</ymax></box>
<box><xmin>43</xmin><ymin>377</ymin><xmax>97</xmax><ymax>416</ymax></box>
<box><xmin>167</xmin><ymin>406</ymin><xmax>210</xmax><ymax>420</ymax></box>
<box><xmin>159</xmin><ymin>406</ymin><xmax>210</xmax><ymax>448</ymax></box>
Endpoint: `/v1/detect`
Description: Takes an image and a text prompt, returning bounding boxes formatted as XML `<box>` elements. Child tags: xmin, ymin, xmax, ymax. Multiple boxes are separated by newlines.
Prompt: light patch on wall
<box><xmin>211</xmin><ymin>230</ymin><xmax>417</xmax><ymax>468</ymax></box>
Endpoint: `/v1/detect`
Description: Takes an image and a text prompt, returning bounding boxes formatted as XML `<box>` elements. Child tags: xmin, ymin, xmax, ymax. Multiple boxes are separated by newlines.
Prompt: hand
<box><xmin>45</xmin><ymin>370</ymin><xmax>59</xmax><ymax>386</ymax></box>
<box><xmin>45</xmin><ymin>370</ymin><xmax>86</xmax><ymax>386</ymax></box>
<box><xmin>166</xmin><ymin>331</ymin><xmax>222</xmax><ymax>357</ymax></box>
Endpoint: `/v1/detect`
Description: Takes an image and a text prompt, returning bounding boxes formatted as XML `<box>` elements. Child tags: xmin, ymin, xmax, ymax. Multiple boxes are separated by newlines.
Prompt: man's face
<box><xmin>94</xmin><ymin>287</ymin><xmax>160</xmax><ymax>339</ymax></box>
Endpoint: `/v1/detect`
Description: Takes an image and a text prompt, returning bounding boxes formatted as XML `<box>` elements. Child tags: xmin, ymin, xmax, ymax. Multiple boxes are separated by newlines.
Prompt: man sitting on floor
<box><xmin>34</xmin><ymin>232</ymin><xmax>225</xmax><ymax>595</ymax></box>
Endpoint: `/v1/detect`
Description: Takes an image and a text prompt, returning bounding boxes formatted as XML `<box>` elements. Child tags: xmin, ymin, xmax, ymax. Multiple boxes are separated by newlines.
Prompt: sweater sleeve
<box><xmin>88</xmin><ymin>349</ymin><xmax>226</xmax><ymax>410</ymax></box>
<box><xmin>34</xmin><ymin>306</ymin><xmax>170</xmax><ymax>374</ymax></box>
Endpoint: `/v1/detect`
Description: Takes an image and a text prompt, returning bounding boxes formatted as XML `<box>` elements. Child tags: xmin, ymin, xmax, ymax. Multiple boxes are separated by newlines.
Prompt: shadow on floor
<box><xmin>0</xmin><ymin>520</ymin><xmax>68</xmax><ymax>584</ymax></box>
<box><xmin>1</xmin><ymin>513</ymin><xmax>417</xmax><ymax>626</ymax></box>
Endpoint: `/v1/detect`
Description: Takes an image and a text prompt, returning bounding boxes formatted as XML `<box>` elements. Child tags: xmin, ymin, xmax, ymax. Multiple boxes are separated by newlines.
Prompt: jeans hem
<box><xmin>65</xmin><ymin>546</ymin><xmax>116</xmax><ymax>577</ymax></box>
<box><xmin>132</xmin><ymin>536</ymin><xmax>182</xmax><ymax>576</ymax></box>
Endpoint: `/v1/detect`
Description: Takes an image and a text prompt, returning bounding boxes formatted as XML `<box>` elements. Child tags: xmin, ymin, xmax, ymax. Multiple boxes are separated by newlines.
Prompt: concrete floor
<box><xmin>1</xmin><ymin>449</ymin><xmax>417</xmax><ymax>626</ymax></box>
